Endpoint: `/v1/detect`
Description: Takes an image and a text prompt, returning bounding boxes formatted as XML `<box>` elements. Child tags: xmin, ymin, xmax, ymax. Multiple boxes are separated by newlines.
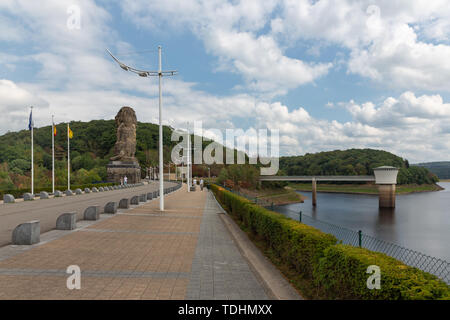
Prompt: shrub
<box><xmin>210</xmin><ymin>184</ymin><xmax>337</xmax><ymax>279</ymax></box>
<box><xmin>210</xmin><ymin>184</ymin><xmax>450</xmax><ymax>300</ymax></box>
<box><xmin>316</xmin><ymin>244</ymin><xmax>450</xmax><ymax>300</ymax></box>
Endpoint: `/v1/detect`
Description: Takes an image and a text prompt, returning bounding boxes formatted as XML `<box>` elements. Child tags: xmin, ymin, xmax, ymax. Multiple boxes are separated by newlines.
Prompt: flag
<box><xmin>53</xmin><ymin>124</ymin><xmax>57</xmax><ymax>136</ymax></box>
<box><xmin>28</xmin><ymin>109</ymin><xmax>34</xmax><ymax>131</ymax></box>
<box><xmin>68</xmin><ymin>125</ymin><xmax>73</xmax><ymax>139</ymax></box>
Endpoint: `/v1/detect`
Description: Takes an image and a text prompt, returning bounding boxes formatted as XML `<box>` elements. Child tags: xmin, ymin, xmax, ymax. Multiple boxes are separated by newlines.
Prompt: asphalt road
<box><xmin>0</xmin><ymin>181</ymin><xmax>179</xmax><ymax>247</ymax></box>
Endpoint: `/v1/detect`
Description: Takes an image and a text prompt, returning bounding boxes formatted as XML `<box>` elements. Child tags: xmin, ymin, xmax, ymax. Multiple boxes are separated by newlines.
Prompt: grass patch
<box><xmin>288</xmin><ymin>183</ymin><xmax>442</xmax><ymax>195</ymax></box>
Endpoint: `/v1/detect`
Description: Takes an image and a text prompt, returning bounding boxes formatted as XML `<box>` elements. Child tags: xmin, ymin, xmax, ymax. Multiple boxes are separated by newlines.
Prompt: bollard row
<box><xmin>8</xmin><ymin>182</ymin><xmax>161</xmax><ymax>245</ymax></box>
<box><xmin>1</xmin><ymin>183</ymin><xmax>152</xmax><ymax>205</ymax></box>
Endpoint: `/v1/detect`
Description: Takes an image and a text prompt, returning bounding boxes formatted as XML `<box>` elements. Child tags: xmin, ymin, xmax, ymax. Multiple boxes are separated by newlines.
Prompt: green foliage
<box><xmin>217</xmin><ymin>167</ymin><xmax>228</xmax><ymax>185</ymax></box>
<box><xmin>216</xmin><ymin>164</ymin><xmax>260</xmax><ymax>189</ymax></box>
<box><xmin>211</xmin><ymin>184</ymin><xmax>337</xmax><ymax>280</ymax></box>
<box><xmin>415</xmin><ymin>161</ymin><xmax>450</xmax><ymax>179</ymax></box>
<box><xmin>317</xmin><ymin>244</ymin><xmax>450</xmax><ymax>300</ymax></box>
<box><xmin>0</xmin><ymin>119</ymin><xmax>181</xmax><ymax>191</ymax></box>
<box><xmin>210</xmin><ymin>184</ymin><xmax>450</xmax><ymax>300</ymax></box>
<box><xmin>9</xmin><ymin>159</ymin><xmax>29</xmax><ymax>174</ymax></box>
<box><xmin>280</xmin><ymin>149</ymin><xmax>438</xmax><ymax>185</ymax></box>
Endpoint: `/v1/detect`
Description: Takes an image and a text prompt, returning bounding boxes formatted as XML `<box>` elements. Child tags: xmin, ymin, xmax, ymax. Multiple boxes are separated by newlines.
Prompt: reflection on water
<box><xmin>275</xmin><ymin>182</ymin><xmax>450</xmax><ymax>261</ymax></box>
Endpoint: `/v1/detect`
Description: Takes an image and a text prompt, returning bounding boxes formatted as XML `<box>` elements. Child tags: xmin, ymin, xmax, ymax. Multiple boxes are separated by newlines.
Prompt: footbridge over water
<box><xmin>259</xmin><ymin>166</ymin><xmax>399</xmax><ymax>208</ymax></box>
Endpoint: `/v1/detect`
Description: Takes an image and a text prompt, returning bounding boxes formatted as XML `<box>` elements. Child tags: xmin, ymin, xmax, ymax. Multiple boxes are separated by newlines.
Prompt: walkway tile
<box><xmin>0</xmin><ymin>185</ymin><xmax>268</xmax><ymax>300</ymax></box>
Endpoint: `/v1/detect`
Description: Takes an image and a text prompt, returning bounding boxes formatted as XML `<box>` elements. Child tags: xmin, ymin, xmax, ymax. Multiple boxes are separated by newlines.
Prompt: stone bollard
<box><xmin>119</xmin><ymin>198</ymin><xmax>130</xmax><ymax>209</ymax></box>
<box><xmin>139</xmin><ymin>194</ymin><xmax>147</xmax><ymax>203</ymax></box>
<box><xmin>85</xmin><ymin>188</ymin><xmax>91</xmax><ymax>193</ymax></box>
<box><xmin>84</xmin><ymin>206</ymin><xmax>100</xmax><ymax>221</ymax></box>
<box><xmin>56</xmin><ymin>212</ymin><xmax>77</xmax><ymax>230</ymax></box>
<box><xmin>39</xmin><ymin>191</ymin><xmax>49</xmax><ymax>199</ymax></box>
<box><xmin>54</xmin><ymin>190</ymin><xmax>63</xmax><ymax>197</ymax></box>
<box><xmin>75</xmin><ymin>188</ymin><xmax>83</xmax><ymax>195</ymax></box>
<box><xmin>3</xmin><ymin>194</ymin><xmax>15</xmax><ymax>203</ymax></box>
<box><xmin>104</xmin><ymin>202</ymin><xmax>118</xmax><ymax>214</ymax></box>
<box><xmin>147</xmin><ymin>193</ymin><xmax>153</xmax><ymax>200</ymax></box>
<box><xmin>99</xmin><ymin>187</ymin><xmax>104</xmax><ymax>192</ymax></box>
<box><xmin>12</xmin><ymin>220</ymin><xmax>40</xmax><ymax>245</ymax></box>
<box><xmin>23</xmin><ymin>193</ymin><xmax>34</xmax><ymax>201</ymax></box>
<box><xmin>65</xmin><ymin>190</ymin><xmax>74</xmax><ymax>196</ymax></box>
<box><xmin>92</xmin><ymin>187</ymin><xmax>99</xmax><ymax>193</ymax></box>
<box><xmin>130</xmin><ymin>196</ymin><xmax>139</xmax><ymax>205</ymax></box>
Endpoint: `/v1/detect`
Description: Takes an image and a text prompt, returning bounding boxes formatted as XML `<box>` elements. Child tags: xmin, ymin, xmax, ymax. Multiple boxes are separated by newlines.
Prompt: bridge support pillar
<box><xmin>378</xmin><ymin>184</ymin><xmax>396</xmax><ymax>208</ymax></box>
<box><xmin>374</xmin><ymin>166</ymin><xmax>399</xmax><ymax>209</ymax></box>
<box><xmin>312</xmin><ymin>178</ymin><xmax>317</xmax><ymax>207</ymax></box>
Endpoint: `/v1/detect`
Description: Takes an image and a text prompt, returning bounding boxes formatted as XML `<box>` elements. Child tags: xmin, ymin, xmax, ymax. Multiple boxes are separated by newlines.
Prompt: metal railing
<box><xmin>223</xmin><ymin>187</ymin><xmax>450</xmax><ymax>284</ymax></box>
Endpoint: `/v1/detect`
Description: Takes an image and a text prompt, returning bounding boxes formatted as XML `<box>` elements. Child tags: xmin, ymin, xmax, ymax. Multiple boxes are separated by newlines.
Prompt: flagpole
<box><xmin>52</xmin><ymin>115</ymin><xmax>55</xmax><ymax>194</ymax></box>
<box><xmin>67</xmin><ymin>123</ymin><xmax>70</xmax><ymax>191</ymax></box>
<box><xmin>30</xmin><ymin>106</ymin><xmax>34</xmax><ymax>195</ymax></box>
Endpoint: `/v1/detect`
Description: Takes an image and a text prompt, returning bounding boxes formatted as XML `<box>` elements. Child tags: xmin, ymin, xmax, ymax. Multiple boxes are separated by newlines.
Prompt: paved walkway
<box><xmin>0</xmin><ymin>185</ymin><xmax>269</xmax><ymax>300</ymax></box>
<box><xmin>0</xmin><ymin>182</ymin><xmax>174</xmax><ymax>247</ymax></box>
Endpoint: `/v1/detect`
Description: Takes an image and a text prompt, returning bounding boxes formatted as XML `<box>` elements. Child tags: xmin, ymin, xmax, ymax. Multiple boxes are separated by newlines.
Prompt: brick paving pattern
<box><xmin>0</xmin><ymin>185</ymin><xmax>268</xmax><ymax>300</ymax></box>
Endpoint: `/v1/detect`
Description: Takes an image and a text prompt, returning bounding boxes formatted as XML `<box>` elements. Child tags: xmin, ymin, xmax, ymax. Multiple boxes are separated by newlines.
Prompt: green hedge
<box><xmin>0</xmin><ymin>182</ymin><xmax>115</xmax><ymax>199</ymax></box>
<box><xmin>211</xmin><ymin>184</ymin><xmax>337</xmax><ymax>279</ymax></box>
<box><xmin>317</xmin><ymin>244</ymin><xmax>450</xmax><ymax>300</ymax></box>
<box><xmin>210</xmin><ymin>184</ymin><xmax>450</xmax><ymax>300</ymax></box>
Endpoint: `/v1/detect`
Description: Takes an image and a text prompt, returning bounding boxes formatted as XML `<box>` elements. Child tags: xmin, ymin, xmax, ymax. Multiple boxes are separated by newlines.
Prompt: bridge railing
<box><xmin>270</xmin><ymin>204</ymin><xmax>450</xmax><ymax>285</ymax></box>
<box><xmin>220</xmin><ymin>187</ymin><xmax>449</xmax><ymax>284</ymax></box>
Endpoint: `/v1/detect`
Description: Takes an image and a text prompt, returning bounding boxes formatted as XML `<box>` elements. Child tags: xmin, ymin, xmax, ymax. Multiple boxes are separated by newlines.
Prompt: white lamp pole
<box><xmin>52</xmin><ymin>115</ymin><xmax>55</xmax><ymax>194</ymax></box>
<box><xmin>107</xmin><ymin>46</ymin><xmax>177</xmax><ymax>211</ymax></box>
<box><xmin>67</xmin><ymin>123</ymin><xmax>70</xmax><ymax>191</ymax></box>
<box><xmin>158</xmin><ymin>46</ymin><xmax>164</xmax><ymax>210</ymax></box>
<box><xmin>30</xmin><ymin>106</ymin><xmax>34</xmax><ymax>195</ymax></box>
<box><xmin>186</xmin><ymin>123</ymin><xmax>190</xmax><ymax>193</ymax></box>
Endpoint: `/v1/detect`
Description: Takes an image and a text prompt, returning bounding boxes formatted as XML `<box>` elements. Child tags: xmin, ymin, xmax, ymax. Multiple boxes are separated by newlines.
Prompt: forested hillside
<box><xmin>0</xmin><ymin>119</ymin><xmax>241</xmax><ymax>191</ymax></box>
<box><xmin>0</xmin><ymin>120</ymin><xmax>179</xmax><ymax>190</ymax></box>
<box><xmin>415</xmin><ymin>162</ymin><xmax>450</xmax><ymax>179</ymax></box>
<box><xmin>280</xmin><ymin>149</ymin><xmax>438</xmax><ymax>185</ymax></box>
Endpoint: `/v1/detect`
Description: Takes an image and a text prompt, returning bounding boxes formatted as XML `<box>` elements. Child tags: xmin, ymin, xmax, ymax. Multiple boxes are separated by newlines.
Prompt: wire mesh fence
<box><xmin>222</xmin><ymin>187</ymin><xmax>450</xmax><ymax>284</ymax></box>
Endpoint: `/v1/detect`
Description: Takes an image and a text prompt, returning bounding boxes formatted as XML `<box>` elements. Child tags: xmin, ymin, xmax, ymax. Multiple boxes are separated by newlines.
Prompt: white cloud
<box><xmin>0</xmin><ymin>0</ymin><xmax>449</xmax><ymax>164</ymax></box>
<box><xmin>120</xmin><ymin>0</ymin><xmax>331</xmax><ymax>96</ymax></box>
<box><xmin>275</xmin><ymin>0</ymin><xmax>450</xmax><ymax>91</ymax></box>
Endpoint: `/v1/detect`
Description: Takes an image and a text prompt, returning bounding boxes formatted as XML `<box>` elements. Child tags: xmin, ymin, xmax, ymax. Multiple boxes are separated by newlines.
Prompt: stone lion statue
<box><xmin>110</xmin><ymin>106</ymin><xmax>137</xmax><ymax>162</ymax></box>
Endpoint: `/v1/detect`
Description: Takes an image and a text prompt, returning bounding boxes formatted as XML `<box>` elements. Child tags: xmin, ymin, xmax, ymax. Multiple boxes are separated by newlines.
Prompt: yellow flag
<box><xmin>68</xmin><ymin>125</ymin><xmax>73</xmax><ymax>139</ymax></box>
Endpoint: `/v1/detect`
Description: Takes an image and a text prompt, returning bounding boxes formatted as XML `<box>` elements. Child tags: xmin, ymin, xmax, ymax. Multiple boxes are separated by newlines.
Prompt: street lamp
<box><xmin>107</xmin><ymin>47</ymin><xmax>177</xmax><ymax>211</ymax></box>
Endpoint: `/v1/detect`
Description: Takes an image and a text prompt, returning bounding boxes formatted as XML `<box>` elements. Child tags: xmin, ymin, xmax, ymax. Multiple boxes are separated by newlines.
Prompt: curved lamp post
<box><xmin>107</xmin><ymin>46</ymin><xmax>177</xmax><ymax>211</ymax></box>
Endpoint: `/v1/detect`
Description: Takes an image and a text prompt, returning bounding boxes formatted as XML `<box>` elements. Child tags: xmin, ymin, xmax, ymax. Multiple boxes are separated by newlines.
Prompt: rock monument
<box><xmin>106</xmin><ymin>107</ymin><xmax>141</xmax><ymax>184</ymax></box>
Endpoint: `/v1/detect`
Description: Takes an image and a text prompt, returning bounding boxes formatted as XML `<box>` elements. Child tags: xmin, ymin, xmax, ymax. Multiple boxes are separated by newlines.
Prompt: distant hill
<box><xmin>280</xmin><ymin>149</ymin><xmax>439</xmax><ymax>185</ymax></box>
<box><xmin>0</xmin><ymin>120</ymin><xmax>174</xmax><ymax>190</ymax></box>
<box><xmin>0</xmin><ymin>119</ymin><xmax>238</xmax><ymax>191</ymax></box>
<box><xmin>415</xmin><ymin>162</ymin><xmax>450</xmax><ymax>179</ymax></box>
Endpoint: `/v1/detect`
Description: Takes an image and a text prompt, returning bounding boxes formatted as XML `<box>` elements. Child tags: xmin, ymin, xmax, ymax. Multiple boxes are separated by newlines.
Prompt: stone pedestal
<box><xmin>378</xmin><ymin>184</ymin><xmax>396</xmax><ymax>208</ymax></box>
<box><xmin>107</xmin><ymin>161</ymin><xmax>141</xmax><ymax>184</ymax></box>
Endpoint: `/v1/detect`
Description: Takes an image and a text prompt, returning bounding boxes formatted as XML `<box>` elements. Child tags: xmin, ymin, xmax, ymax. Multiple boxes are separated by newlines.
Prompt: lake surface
<box><xmin>274</xmin><ymin>182</ymin><xmax>450</xmax><ymax>261</ymax></box>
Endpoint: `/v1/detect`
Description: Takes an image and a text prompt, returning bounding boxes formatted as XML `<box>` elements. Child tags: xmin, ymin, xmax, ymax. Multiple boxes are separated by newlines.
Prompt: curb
<box><xmin>210</xmin><ymin>191</ymin><xmax>303</xmax><ymax>300</ymax></box>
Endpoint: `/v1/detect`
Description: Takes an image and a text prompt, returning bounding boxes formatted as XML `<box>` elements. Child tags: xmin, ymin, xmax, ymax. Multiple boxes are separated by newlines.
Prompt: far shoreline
<box><xmin>287</xmin><ymin>183</ymin><xmax>444</xmax><ymax>196</ymax></box>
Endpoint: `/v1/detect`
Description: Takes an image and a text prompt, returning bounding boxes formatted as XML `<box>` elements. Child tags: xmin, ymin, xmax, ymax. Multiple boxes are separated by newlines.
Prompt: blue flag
<box><xmin>28</xmin><ymin>109</ymin><xmax>33</xmax><ymax>131</ymax></box>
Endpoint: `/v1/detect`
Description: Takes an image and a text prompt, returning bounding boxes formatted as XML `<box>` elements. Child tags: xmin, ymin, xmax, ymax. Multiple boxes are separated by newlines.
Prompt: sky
<box><xmin>0</xmin><ymin>0</ymin><xmax>450</xmax><ymax>163</ymax></box>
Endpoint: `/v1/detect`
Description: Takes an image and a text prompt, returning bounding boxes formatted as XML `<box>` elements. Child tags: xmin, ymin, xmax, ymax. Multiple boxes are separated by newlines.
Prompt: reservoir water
<box><xmin>274</xmin><ymin>182</ymin><xmax>450</xmax><ymax>261</ymax></box>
